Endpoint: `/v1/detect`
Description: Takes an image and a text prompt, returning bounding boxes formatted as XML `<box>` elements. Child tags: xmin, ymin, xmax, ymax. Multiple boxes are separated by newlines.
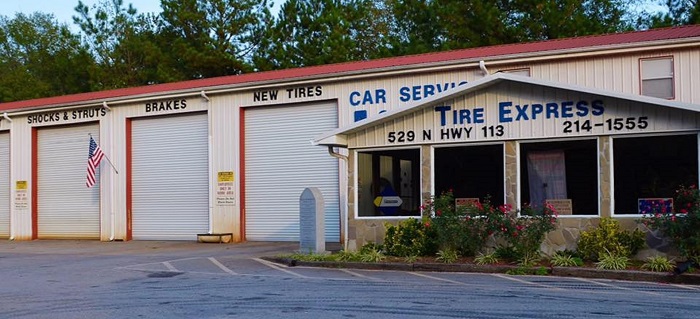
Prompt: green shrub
<box><xmin>550</xmin><ymin>254</ymin><xmax>583</xmax><ymax>267</ymax></box>
<box><xmin>517</xmin><ymin>252</ymin><xmax>542</xmax><ymax>267</ymax></box>
<box><xmin>640</xmin><ymin>185</ymin><xmax>700</xmax><ymax>259</ymax></box>
<box><xmin>383</xmin><ymin>218</ymin><xmax>436</xmax><ymax>257</ymax></box>
<box><xmin>359</xmin><ymin>248</ymin><xmax>385</xmax><ymax>263</ymax></box>
<box><xmin>436</xmin><ymin>248</ymin><xmax>459</xmax><ymax>263</ymax></box>
<box><xmin>641</xmin><ymin>256</ymin><xmax>675</xmax><ymax>272</ymax></box>
<box><xmin>474</xmin><ymin>252</ymin><xmax>499</xmax><ymax>265</ymax></box>
<box><xmin>577</xmin><ymin>218</ymin><xmax>646</xmax><ymax>261</ymax></box>
<box><xmin>596</xmin><ymin>250</ymin><xmax>629</xmax><ymax>270</ymax></box>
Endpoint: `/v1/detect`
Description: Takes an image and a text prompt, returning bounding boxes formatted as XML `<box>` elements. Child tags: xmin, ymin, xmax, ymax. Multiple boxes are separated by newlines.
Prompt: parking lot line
<box><xmin>668</xmin><ymin>283</ymin><xmax>700</xmax><ymax>291</ymax></box>
<box><xmin>208</xmin><ymin>257</ymin><xmax>238</xmax><ymax>275</ymax></box>
<box><xmin>491</xmin><ymin>274</ymin><xmax>564</xmax><ymax>291</ymax></box>
<box><xmin>409</xmin><ymin>272</ymin><xmax>469</xmax><ymax>286</ymax></box>
<box><xmin>253</xmin><ymin>258</ymin><xmax>308</xmax><ymax>278</ymax></box>
<box><xmin>162</xmin><ymin>261</ymin><xmax>178</xmax><ymax>272</ymax></box>
<box><xmin>571</xmin><ymin>277</ymin><xmax>660</xmax><ymax>296</ymax></box>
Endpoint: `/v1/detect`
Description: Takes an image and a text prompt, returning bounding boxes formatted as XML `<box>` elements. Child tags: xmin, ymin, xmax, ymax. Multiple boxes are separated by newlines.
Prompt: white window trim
<box><xmin>610</xmin><ymin>132</ymin><xmax>700</xmax><ymax>217</ymax></box>
<box><xmin>353</xmin><ymin>146</ymin><xmax>422</xmax><ymax>220</ymax></box>
<box><xmin>640</xmin><ymin>56</ymin><xmax>675</xmax><ymax>99</ymax></box>
<box><xmin>518</xmin><ymin>137</ymin><xmax>601</xmax><ymax>217</ymax></box>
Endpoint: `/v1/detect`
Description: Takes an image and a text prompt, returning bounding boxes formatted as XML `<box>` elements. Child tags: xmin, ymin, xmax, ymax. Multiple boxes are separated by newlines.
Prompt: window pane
<box><xmin>641</xmin><ymin>58</ymin><xmax>673</xmax><ymax>79</ymax></box>
<box><xmin>520</xmin><ymin>140</ymin><xmax>598</xmax><ymax>215</ymax></box>
<box><xmin>613</xmin><ymin>135</ymin><xmax>698</xmax><ymax>214</ymax></box>
<box><xmin>642</xmin><ymin>78</ymin><xmax>673</xmax><ymax>99</ymax></box>
<box><xmin>357</xmin><ymin>149</ymin><xmax>420</xmax><ymax>217</ymax></box>
<box><xmin>435</xmin><ymin>145</ymin><xmax>504</xmax><ymax>206</ymax></box>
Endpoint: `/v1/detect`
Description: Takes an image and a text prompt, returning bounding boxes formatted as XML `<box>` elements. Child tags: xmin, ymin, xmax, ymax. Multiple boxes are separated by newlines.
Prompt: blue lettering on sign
<box><xmin>399</xmin><ymin>81</ymin><xmax>468</xmax><ymax>102</ymax></box>
<box><xmin>437</xmin><ymin>99</ymin><xmax>606</xmax><ymax>126</ymax></box>
<box><xmin>349</xmin><ymin>89</ymin><xmax>387</xmax><ymax>106</ymax></box>
<box><xmin>350</xmin><ymin>81</ymin><xmax>468</xmax><ymax>122</ymax></box>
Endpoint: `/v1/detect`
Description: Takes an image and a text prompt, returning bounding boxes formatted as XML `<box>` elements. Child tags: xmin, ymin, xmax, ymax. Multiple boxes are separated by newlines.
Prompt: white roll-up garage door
<box><xmin>0</xmin><ymin>132</ymin><xmax>9</xmax><ymax>238</ymax></box>
<box><xmin>37</xmin><ymin>124</ymin><xmax>101</xmax><ymax>239</ymax></box>
<box><xmin>245</xmin><ymin>102</ymin><xmax>340</xmax><ymax>242</ymax></box>
<box><xmin>131</xmin><ymin>113</ymin><xmax>209</xmax><ymax>240</ymax></box>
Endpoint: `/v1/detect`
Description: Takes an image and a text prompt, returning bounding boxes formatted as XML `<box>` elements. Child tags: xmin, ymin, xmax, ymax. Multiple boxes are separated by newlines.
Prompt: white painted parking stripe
<box><xmin>409</xmin><ymin>272</ymin><xmax>469</xmax><ymax>286</ymax></box>
<box><xmin>571</xmin><ymin>277</ymin><xmax>660</xmax><ymax>296</ymax></box>
<box><xmin>339</xmin><ymin>269</ymin><xmax>386</xmax><ymax>281</ymax></box>
<box><xmin>667</xmin><ymin>283</ymin><xmax>700</xmax><ymax>291</ymax></box>
<box><xmin>491</xmin><ymin>274</ymin><xmax>564</xmax><ymax>291</ymax></box>
<box><xmin>162</xmin><ymin>261</ymin><xmax>178</xmax><ymax>272</ymax></box>
<box><xmin>253</xmin><ymin>258</ymin><xmax>308</xmax><ymax>278</ymax></box>
<box><xmin>208</xmin><ymin>257</ymin><xmax>238</xmax><ymax>275</ymax></box>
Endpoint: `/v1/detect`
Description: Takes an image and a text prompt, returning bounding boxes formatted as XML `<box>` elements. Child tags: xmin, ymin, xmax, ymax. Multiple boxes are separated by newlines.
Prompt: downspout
<box><xmin>479</xmin><ymin>60</ymin><xmax>490</xmax><ymax>75</ymax></box>
<box><xmin>103</xmin><ymin>102</ymin><xmax>115</xmax><ymax>241</ymax></box>
<box><xmin>4</xmin><ymin>113</ymin><xmax>13</xmax><ymax>240</ymax></box>
<box><xmin>203</xmin><ymin>92</ymin><xmax>213</xmax><ymax>234</ymax></box>
<box><xmin>327</xmin><ymin>146</ymin><xmax>349</xmax><ymax>251</ymax></box>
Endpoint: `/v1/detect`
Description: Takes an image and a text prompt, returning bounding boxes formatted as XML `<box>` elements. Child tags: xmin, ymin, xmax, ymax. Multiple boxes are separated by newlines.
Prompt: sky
<box><xmin>0</xmin><ymin>0</ymin><xmax>163</xmax><ymax>28</ymax></box>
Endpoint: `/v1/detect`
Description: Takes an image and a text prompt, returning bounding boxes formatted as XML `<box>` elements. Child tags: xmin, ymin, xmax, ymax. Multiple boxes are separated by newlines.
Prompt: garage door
<box><xmin>245</xmin><ymin>102</ymin><xmax>340</xmax><ymax>241</ymax></box>
<box><xmin>0</xmin><ymin>132</ymin><xmax>9</xmax><ymax>238</ymax></box>
<box><xmin>131</xmin><ymin>113</ymin><xmax>209</xmax><ymax>240</ymax></box>
<box><xmin>37</xmin><ymin>124</ymin><xmax>101</xmax><ymax>239</ymax></box>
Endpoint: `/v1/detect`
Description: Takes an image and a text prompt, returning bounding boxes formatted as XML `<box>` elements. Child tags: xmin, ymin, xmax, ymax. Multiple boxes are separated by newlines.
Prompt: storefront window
<box><xmin>357</xmin><ymin>149</ymin><xmax>420</xmax><ymax>217</ymax></box>
<box><xmin>435</xmin><ymin>144</ymin><xmax>504</xmax><ymax>207</ymax></box>
<box><xmin>520</xmin><ymin>140</ymin><xmax>598</xmax><ymax>215</ymax></box>
<box><xmin>613</xmin><ymin>134</ymin><xmax>698</xmax><ymax>215</ymax></box>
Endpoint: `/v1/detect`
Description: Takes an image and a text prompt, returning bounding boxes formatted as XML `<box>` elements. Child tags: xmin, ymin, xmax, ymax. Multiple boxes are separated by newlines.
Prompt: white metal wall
<box><xmin>37</xmin><ymin>124</ymin><xmax>101</xmax><ymax>239</ymax></box>
<box><xmin>245</xmin><ymin>102</ymin><xmax>340</xmax><ymax>241</ymax></box>
<box><xmin>131</xmin><ymin>113</ymin><xmax>209</xmax><ymax>240</ymax></box>
<box><xmin>0</xmin><ymin>132</ymin><xmax>9</xmax><ymax>238</ymax></box>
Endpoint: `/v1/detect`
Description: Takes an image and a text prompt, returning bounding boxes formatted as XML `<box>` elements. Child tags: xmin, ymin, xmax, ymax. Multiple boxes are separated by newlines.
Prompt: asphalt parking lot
<box><xmin>2</xmin><ymin>240</ymin><xmax>700</xmax><ymax>318</ymax></box>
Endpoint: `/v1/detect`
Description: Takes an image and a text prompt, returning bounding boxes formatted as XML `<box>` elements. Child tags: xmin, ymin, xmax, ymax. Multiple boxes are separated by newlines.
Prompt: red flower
<box><xmin>436</xmin><ymin>210</ymin><xmax>442</xmax><ymax>216</ymax></box>
<box><xmin>424</xmin><ymin>222</ymin><xmax>430</xmax><ymax>228</ymax></box>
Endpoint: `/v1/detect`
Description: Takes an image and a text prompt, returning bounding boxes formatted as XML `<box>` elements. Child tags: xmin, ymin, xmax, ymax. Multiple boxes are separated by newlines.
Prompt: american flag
<box><xmin>86</xmin><ymin>136</ymin><xmax>104</xmax><ymax>188</ymax></box>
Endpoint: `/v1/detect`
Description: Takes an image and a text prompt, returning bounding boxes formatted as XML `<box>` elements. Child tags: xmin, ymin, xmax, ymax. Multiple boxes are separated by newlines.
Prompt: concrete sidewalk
<box><xmin>0</xmin><ymin>239</ymin><xmax>299</xmax><ymax>258</ymax></box>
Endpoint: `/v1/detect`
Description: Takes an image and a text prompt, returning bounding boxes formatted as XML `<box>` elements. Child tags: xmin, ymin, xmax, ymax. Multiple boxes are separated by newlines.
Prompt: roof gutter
<box><xmin>2</xmin><ymin>38</ymin><xmax>699</xmax><ymax>114</ymax></box>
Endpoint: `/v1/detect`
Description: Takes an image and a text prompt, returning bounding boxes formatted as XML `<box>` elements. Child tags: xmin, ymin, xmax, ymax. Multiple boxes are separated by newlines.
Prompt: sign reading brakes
<box><xmin>145</xmin><ymin>99</ymin><xmax>187</xmax><ymax>113</ymax></box>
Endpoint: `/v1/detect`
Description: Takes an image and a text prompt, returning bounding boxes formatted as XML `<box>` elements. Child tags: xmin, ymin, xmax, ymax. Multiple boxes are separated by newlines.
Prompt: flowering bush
<box><xmin>420</xmin><ymin>192</ymin><xmax>488</xmax><ymax>256</ymax></box>
<box><xmin>640</xmin><ymin>185</ymin><xmax>700</xmax><ymax>259</ymax></box>
<box><xmin>419</xmin><ymin>191</ymin><xmax>558</xmax><ymax>260</ymax></box>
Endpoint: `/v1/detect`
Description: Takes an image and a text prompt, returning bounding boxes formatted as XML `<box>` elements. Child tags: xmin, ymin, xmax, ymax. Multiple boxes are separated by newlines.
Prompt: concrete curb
<box><xmin>261</xmin><ymin>257</ymin><xmax>700</xmax><ymax>284</ymax></box>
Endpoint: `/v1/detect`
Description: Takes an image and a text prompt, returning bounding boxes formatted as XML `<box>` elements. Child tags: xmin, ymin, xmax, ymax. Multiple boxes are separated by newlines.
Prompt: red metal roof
<box><xmin>3</xmin><ymin>25</ymin><xmax>700</xmax><ymax>112</ymax></box>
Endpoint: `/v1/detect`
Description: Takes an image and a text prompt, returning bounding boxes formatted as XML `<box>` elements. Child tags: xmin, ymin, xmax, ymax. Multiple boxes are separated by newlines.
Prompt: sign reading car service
<box><xmin>145</xmin><ymin>99</ymin><xmax>187</xmax><ymax>113</ymax></box>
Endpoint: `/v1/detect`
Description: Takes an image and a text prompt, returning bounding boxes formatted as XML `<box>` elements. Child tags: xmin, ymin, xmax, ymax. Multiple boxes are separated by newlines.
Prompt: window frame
<box><xmin>611</xmin><ymin>132</ymin><xmax>700</xmax><ymax>217</ymax></box>
<box><xmin>639</xmin><ymin>56</ymin><xmax>675</xmax><ymax>100</ymax></box>
<box><xmin>431</xmin><ymin>142</ymin><xmax>507</xmax><ymax>208</ymax></box>
<box><xmin>354</xmin><ymin>146</ymin><xmax>422</xmax><ymax>220</ymax></box>
<box><xmin>517</xmin><ymin>137</ymin><xmax>601</xmax><ymax>217</ymax></box>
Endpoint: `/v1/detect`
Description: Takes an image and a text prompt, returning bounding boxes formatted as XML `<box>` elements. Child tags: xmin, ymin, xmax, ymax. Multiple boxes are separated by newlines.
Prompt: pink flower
<box><xmin>671</xmin><ymin>215</ymin><xmax>676</xmax><ymax>222</ymax></box>
<box><xmin>680</xmin><ymin>209</ymin><xmax>688</xmax><ymax>214</ymax></box>
<box><xmin>436</xmin><ymin>210</ymin><xmax>442</xmax><ymax>216</ymax></box>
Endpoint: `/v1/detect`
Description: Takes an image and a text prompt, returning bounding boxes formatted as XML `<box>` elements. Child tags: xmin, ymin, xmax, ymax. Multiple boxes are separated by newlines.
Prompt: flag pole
<box><xmin>89</xmin><ymin>133</ymin><xmax>119</xmax><ymax>174</ymax></box>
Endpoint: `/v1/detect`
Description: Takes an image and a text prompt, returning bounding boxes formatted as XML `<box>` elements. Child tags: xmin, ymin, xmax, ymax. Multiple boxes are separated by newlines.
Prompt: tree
<box><xmin>0</xmin><ymin>13</ymin><xmax>93</xmax><ymax>102</ymax></box>
<box><xmin>158</xmin><ymin>0</ymin><xmax>272</xmax><ymax>78</ymax></box>
<box><xmin>253</xmin><ymin>0</ymin><xmax>390</xmax><ymax>70</ymax></box>
<box><xmin>642</xmin><ymin>0</ymin><xmax>700</xmax><ymax>27</ymax></box>
<box><xmin>73</xmin><ymin>0</ymin><xmax>163</xmax><ymax>90</ymax></box>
